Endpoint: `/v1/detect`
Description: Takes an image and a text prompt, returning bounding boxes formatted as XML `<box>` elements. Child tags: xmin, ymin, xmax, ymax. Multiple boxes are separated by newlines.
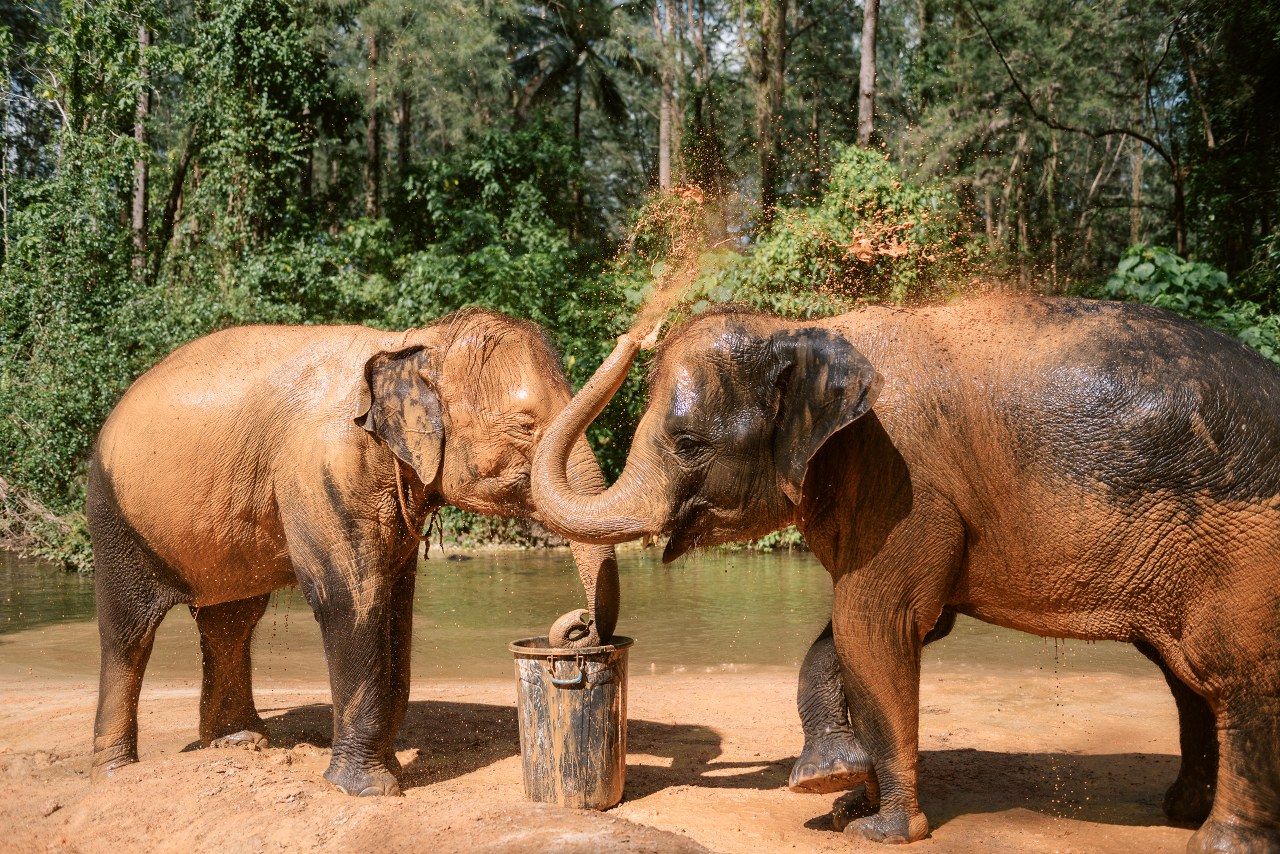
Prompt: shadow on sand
<box><xmin>256</xmin><ymin>698</ymin><xmax>1180</xmax><ymax>835</ymax></box>
<box><xmin>803</xmin><ymin>747</ymin><xmax>1180</xmax><ymax>832</ymax></box>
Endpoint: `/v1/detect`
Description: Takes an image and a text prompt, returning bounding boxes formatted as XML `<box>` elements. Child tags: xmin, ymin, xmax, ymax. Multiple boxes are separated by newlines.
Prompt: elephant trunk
<box><xmin>532</xmin><ymin>334</ymin><xmax>665</xmax><ymax>547</ymax></box>
<box><xmin>546</xmin><ymin>437</ymin><xmax>622</xmax><ymax>648</ymax></box>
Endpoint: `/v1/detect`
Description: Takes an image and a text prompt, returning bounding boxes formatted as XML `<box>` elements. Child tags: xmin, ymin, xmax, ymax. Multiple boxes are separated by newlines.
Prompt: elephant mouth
<box><xmin>662</xmin><ymin>530</ymin><xmax>697</xmax><ymax>563</ymax></box>
<box><xmin>661</xmin><ymin>497</ymin><xmax>712</xmax><ymax>563</ymax></box>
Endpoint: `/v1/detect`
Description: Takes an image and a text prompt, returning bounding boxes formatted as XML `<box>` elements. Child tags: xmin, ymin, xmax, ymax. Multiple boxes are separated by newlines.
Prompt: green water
<box><xmin>0</xmin><ymin>547</ymin><xmax>1154</xmax><ymax>682</ymax></box>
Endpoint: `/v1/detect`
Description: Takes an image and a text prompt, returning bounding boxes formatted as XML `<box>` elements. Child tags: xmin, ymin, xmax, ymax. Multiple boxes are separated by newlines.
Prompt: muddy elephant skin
<box><xmin>88</xmin><ymin>308</ymin><xmax>618</xmax><ymax>797</ymax></box>
<box><xmin>531</xmin><ymin>298</ymin><xmax>1280</xmax><ymax>853</ymax></box>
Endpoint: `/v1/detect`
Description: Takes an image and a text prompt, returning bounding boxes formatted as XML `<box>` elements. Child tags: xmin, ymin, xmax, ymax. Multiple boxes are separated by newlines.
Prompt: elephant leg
<box><xmin>88</xmin><ymin>477</ymin><xmax>182</xmax><ymax>781</ymax></box>
<box><xmin>791</xmin><ymin>610</ymin><xmax>958</xmax><ymax>795</ymax></box>
<box><xmin>1135</xmin><ymin>640</ymin><xmax>1217</xmax><ymax>826</ymax></box>
<box><xmin>93</xmin><ymin>591</ymin><xmax>167</xmax><ymax>780</ymax></box>
<box><xmin>285</xmin><ymin>505</ymin><xmax>408</xmax><ymax>797</ymax></box>
<box><xmin>1189</xmin><ymin>699</ymin><xmax>1280</xmax><ymax>854</ymax></box>
<box><xmin>382</xmin><ymin>554</ymin><xmax>418</xmax><ymax>774</ymax></box>
<box><xmin>789</xmin><ymin>621</ymin><xmax>869</xmax><ymax>794</ymax></box>
<box><xmin>827</xmin><ymin>498</ymin><xmax>964</xmax><ymax>844</ymax></box>
<box><xmin>195</xmin><ymin>594</ymin><xmax>271</xmax><ymax>749</ymax></box>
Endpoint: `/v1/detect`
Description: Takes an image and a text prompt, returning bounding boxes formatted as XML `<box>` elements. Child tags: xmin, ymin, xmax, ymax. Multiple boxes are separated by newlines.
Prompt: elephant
<box><xmin>88</xmin><ymin>308</ymin><xmax>619</xmax><ymax>797</ymax></box>
<box><xmin>530</xmin><ymin>298</ymin><xmax>1280</xmax><ymax>853</ymax></box>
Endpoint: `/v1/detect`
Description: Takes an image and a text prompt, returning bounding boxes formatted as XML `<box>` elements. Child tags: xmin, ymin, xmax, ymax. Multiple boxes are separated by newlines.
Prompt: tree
<box><xmin>510</xmin><ymin>0</ymin><xmax>644</xmax><ymax>147</ymax></box>
<box><xmin>748</xmin><ymin>0</ymin><xmax>788</xmax><ymax>227</ymax></box>
<box><xmin>131</xmin><ymin>23</ymin><xmax>150</xmax><ymax>272</ymax></box>
<box><xmin>856</xmin><ymin>0</ymin><xmax>878</xmax><ymax>147</ymax></box>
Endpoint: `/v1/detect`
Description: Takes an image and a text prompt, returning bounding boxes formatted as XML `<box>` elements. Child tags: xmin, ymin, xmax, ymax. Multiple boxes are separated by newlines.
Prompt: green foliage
<box><xmin>678</xmin><ymin>146</ymin><xmax>981</xmax><ymax>319</ymax></box>
<box><xmin>1104</xmin><ymin>245</ymin><xmax>1280</xmax><ymax>365</ymax></box>
<box><xmin>6</xmin><ymin>0</ymin><xmax>1280</xmax><ymax>572</ymax></box>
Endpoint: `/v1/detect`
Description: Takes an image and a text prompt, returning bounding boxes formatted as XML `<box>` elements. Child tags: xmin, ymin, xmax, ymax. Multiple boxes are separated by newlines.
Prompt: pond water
<box><xmin>0</xmin><ymin>547</ymin><xmax>1157</xmax><ymax>683</ymax></box>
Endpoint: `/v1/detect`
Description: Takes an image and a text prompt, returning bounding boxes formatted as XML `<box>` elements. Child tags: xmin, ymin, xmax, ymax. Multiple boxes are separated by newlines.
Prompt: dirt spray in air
<box><xmin>614</xmin><ymin>184</ymin><xmax>733</xmax><ymax>340</ymax></box>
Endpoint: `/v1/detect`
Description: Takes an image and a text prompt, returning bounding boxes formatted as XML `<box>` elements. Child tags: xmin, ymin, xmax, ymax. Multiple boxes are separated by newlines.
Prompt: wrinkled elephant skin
<box><xmin>89</xmin><ymin>309</ymin><xmax>618</xmax><ymax>796</ymax></box>
<box><xmin>532</xmin><ymin>298</ymin><xmax>1280</xmax><ymax>853</ymax></box>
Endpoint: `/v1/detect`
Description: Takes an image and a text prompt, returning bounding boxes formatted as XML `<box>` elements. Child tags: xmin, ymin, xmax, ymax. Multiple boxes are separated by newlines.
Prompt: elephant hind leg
<box><xmin>195</xmin><ymin>594</ymin><xmax>271</xmax><ymax>748</ymax></box>
<box><xmin>88</xmin><ymin>469</ymin><xmax>184</xmax><ymax>780</ymax></box>
<box><xmin>93</xmin><ymin>597</ymin><xmax>166</xmax><ymax>780</ymax></box>
<box><xmin>1135</xmin><ymin>640</ymin><xmax>1217</xmax><ymax>826</ymax></box>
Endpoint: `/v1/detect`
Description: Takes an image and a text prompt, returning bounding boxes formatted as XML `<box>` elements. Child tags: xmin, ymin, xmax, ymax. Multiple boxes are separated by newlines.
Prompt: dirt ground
<box><xmin>0</xmin><ymin>648</ymin><xmax>1194</xmax><ymax>853</ymax></box>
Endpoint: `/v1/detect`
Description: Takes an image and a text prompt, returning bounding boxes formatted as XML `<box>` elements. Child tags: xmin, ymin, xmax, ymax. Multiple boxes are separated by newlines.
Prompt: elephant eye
<box><xmin>672</xmin><ymin>432</ymin><xmax>709</xmax><ymax>460</ymax></box>
<box><xmin>503</xmin><ymin>412</ymin><xmax>538</xmax><ymax>438</ymax></box>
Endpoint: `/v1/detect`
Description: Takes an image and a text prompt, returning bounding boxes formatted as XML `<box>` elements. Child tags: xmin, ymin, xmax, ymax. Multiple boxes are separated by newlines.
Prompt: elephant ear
<box><xmin>353</xmin><ymin>346</ymin><xmax>445</xmax><ymax>488</ymax></box>
<box><xmin>770</xmin><ymin>328</ymin><xmax>883</xmax><ymax>504</ymax></box>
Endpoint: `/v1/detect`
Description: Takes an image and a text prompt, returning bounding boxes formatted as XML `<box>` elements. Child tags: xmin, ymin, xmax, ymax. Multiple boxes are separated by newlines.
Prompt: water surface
<box><xmin>0</xmin><ymin>547</ymin><xmax>1159</xmax><ymax>683</ymax></box>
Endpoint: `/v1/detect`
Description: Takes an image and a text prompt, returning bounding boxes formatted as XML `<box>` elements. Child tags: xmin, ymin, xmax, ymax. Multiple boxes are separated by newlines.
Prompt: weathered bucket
<box><xmin>509</xmin><ymin>636</ymin><xmax>634</xmax><ymax>810</ymax></box>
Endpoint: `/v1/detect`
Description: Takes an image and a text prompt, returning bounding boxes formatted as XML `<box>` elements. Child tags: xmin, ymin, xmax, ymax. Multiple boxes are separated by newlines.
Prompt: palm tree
<box><xmin>510</xmin><ymin>0</ymin><xmax>648</xmax><ymax>146</ymax></box>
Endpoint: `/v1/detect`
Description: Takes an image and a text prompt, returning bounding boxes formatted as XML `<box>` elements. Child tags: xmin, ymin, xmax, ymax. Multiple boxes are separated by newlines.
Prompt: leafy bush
<box><xmin>1104</xmin><ymin>245</ymin><xmax>1280</xmax><ymax>365</ymax></box>
<box><xmin>723</xmin><ymin>145</ymin><xmax>981</xmax><ymax>315</ymax></box>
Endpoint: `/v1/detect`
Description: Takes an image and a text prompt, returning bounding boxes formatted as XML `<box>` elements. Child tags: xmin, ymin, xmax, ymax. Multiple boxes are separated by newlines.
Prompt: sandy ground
<box><xmin>0</xmin><ymin>644</ymin><xmax>1195</xmax><ymax>854</ymax></box>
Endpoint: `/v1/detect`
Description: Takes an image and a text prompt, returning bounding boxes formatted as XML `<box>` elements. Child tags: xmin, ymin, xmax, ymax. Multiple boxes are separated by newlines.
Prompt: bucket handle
<box><xmin>548</xmin><ymin>653</ymin><xmax>586</xmax><ymax>688</ymax></box>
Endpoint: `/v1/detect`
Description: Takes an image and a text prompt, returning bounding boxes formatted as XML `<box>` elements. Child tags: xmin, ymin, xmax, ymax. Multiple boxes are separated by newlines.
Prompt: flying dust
<box><xmin>613</xmin><ymin>171</ymin><xmax>997</xmax><ymax>344</ymax></box>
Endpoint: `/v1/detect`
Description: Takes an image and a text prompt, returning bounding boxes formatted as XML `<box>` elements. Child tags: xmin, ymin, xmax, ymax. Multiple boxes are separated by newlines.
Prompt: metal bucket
<box><xmin>509</xmin><ymin>636</ymin><xmax>634</xmax><ymax>810</ymax></box>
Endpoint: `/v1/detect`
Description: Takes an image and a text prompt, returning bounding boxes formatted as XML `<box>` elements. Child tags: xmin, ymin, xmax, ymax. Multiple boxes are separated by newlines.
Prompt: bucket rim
<box><xmin>508</xmin><ymin>635</ymin><xmax>635</xmax><ymax>656</ymax></box>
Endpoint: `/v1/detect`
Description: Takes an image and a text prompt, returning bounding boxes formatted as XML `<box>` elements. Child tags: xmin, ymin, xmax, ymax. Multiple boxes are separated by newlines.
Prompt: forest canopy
<box><xmin>2</xmin><ymin>0</ymin><xmax>1278</xmax><ymax>569</ymax></box>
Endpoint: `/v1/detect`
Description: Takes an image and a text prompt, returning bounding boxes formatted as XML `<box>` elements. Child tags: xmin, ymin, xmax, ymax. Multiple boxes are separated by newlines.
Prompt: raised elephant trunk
<box><xmin>532</xmin><ymin>334</ymin><xmax>664</xmax><ymax>547</ymax></box>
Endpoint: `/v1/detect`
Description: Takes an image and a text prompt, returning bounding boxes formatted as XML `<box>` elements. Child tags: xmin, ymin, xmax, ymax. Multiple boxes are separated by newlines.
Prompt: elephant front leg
<box><xmin>382</xmin><ymin>555</ymin><xmax>418</xmax><ymax>775</ymax></box>
<box><xmin>791</xmin><ymin>610</ymin><xmax>958</xmax><ymax>796</ymax></box>
<box><xmin>790</xmin><ymin>621</ymin><xmax>872</xmax><ymax>794</ymax></box>
<box><xmin>294</xmin><ymin>563</ymin><xmax>402</xmax><ymax>797</ymax></box>
<box><xmin>830</xmin><ymin>592</ymin><xmax>930</xmax><ymax>845</ymax></box>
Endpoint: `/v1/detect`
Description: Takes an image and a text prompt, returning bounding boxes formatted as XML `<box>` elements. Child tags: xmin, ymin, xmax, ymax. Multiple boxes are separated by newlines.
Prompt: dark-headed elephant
<box><xmin>89</xmin><ymin>308</ymin><xmax>618</xmax><ymax>796</ymax></box>
<box><xmin>531</xmin><ymin>298</ymin><xmax>1280</xmax><ymax>853</ymax></box>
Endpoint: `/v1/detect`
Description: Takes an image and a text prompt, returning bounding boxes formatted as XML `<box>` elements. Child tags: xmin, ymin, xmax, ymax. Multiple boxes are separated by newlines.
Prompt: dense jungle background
<box><xmin>2</xmin><ymin>0</ymin><xmax>1278</xmax><ymax>570</ymax></box>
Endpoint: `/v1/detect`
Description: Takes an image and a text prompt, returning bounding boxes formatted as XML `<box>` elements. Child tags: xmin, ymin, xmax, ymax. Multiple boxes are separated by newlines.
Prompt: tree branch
<box><xmin>964</xmin><ymin>0</ymin><xmax>1175</xmax><ymax>170</ymax></box>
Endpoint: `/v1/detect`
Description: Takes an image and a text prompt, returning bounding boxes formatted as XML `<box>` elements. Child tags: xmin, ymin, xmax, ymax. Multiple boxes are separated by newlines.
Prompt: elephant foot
<box><xmin>843</xmin><ymin>809</ymin><xmax>929</xmax><ymax>845</ymax></box>
<box><xmin>324</xmin><ymin>757</ymin><xmax>401</xmax><ymax>797</ymax></box>
<box><xmin>1188</xmin><ymin>818</ymin><xmax>1280</xmax><ymax>854</ymax></box>
<box><xmin>1163</xmin><ymin>774</ymin><xmax>1214</xmax><ymax>826</ymax></box>
<box><xmin>789</xmin><ymin>728</ymin><xmax>871</xmax><ymax>794</ymax></box>
<box><xmin>830</xmin><ymin>785</ymin><xmax>880</xmax><ymax>832</ymax></box>
<box><xmin>90</xmin><ymin>755</ymin><xmax>137</xmax><ymax>783</ymax></box>
<box><xmin>208</xmin><ymin>729</ymin><xmax>269</xmax><ymax>751</ymax></box>
<box><xmin>90</xmin><ymin>742</ymin><xmax>138</xmax><ymax>783</ymax></box>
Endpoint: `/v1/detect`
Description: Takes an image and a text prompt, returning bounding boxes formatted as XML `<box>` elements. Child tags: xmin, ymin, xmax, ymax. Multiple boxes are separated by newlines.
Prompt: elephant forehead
<box><xmin>671</xmin><ymin>366</ymin><xmax>703</xmax><ymax>417</ymax></box>
<box><xmin>667</xmin><ymin>364</ymin><xmax>763</xmax><ymax>439</ymax></box>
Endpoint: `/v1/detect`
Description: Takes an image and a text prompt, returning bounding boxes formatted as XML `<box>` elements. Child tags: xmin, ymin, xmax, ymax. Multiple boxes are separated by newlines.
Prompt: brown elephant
<box><xmin>88</xmin><ymin>308</ymin><xmax>618</xmax><ymax>797</ymax></box>
<box><xmin>531</xmin><ymin>298</ymin><xmax>1280</xmax><ymax>853</ymax></box>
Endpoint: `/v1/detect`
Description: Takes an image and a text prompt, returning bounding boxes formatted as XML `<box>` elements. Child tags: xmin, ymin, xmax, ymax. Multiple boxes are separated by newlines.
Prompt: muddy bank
<box><xmin>1</xmin><ymin>664</ymin><xmax>1190</xmax><ymax>853</ymax></box>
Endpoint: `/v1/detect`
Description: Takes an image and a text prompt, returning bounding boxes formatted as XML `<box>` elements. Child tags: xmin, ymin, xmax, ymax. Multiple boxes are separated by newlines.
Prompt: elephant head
<box><xmin>355</xmin><ymin>308</ymin><xmax>619</xmax><ymax>646</ymax></box>
<box><xmin>531</xmin><ymin>307</ymin><xmax>882</xmax><ymax>562</ymax></box>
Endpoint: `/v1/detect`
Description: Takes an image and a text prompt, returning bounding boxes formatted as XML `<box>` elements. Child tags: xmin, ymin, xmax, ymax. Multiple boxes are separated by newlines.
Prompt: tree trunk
<box><xmin>659</xmin><ymin>70</ymin><xmax>673</xmax><ymax>189</ymax></box>
<box><xmin>857</xmin><ymin>0</ymin><xmax>879</xmax><ymax>148</ymax></box>
<box><xmin>148</xmin><ymin>124</ymin><xmax>199</xmax><ymax>288</ymax></box>
<box><xmin>1130</xmin><ymin>140</ymin><xmax>1143</xmax><ymax>247</ymax></box>
<box><xmin>1172</xmin><ymin>139</ymin><xmax>1186</xmax><ymax>256</ymax></box>
<box><xmin>757</xmin><ymin>0</ymin><xmax>787</xmax><ymax>228</ymax></box>
<box><xmin>396</xmin><ymin>89</ymin><xmax>411</xmax><ymax>178</ymax></box>
<box><xmin>300</xmin><ymin>106</ymin><xmax>313</xmax><ymax>204</ymax></box>
<box><xmin>655</xmin><ymin>0</ymin><xmax>674</xmax><ymax>190</ymax></box>
<box><xmin>573</xmin><ymin>66</ymin><xmax>583</xmax><ymax>146</ymax></box>
<box><xmin>131</xmin><ymin>26</ymin><xmax>151</xmax><ymax>275</ymax></box>
<box><xmin>364</xmin><ymin>32</ymin><xmax>381</xmax><ymax>219</ymax></box>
